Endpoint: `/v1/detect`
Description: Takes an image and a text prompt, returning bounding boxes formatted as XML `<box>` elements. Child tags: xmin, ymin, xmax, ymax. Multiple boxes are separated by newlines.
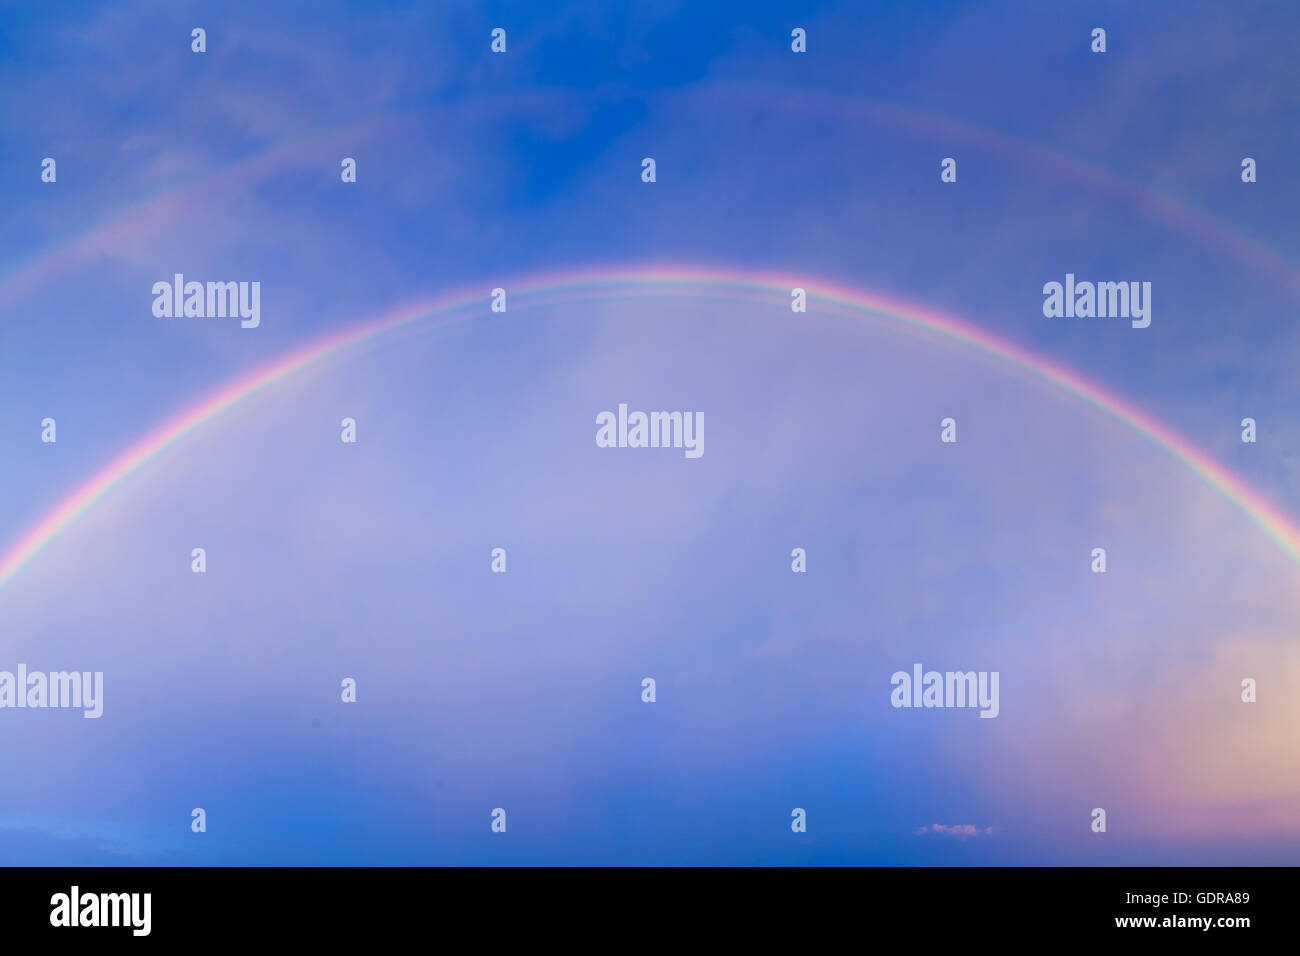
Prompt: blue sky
<box><xmin>0</xmin><ymin>0</ymin><xmax>1298</xmax><ymax>864</ymax></box>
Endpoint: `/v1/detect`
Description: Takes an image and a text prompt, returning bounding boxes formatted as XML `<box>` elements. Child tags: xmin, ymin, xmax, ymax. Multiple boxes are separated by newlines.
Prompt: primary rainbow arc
<box><xmin>2</xmin><ymin>264</ymin><xmax>1299</xmax><ymax>596</ymax></box>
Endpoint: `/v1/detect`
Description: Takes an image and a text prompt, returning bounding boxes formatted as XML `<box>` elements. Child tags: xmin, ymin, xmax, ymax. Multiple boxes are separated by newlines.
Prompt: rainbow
<box><xmin>2</xmin><ymin>264</ymin><xmax>1299</xmax><ymax>595</ymax></box>
<box><xmin>714</xmin><ymin>82</ymin><xmax>1300</xmax><ymax>299</ymax></box>
<box><xmin>6</xmin><ymin>88</ymin><xmax>1300</xmax><ymax>314</ymax></box>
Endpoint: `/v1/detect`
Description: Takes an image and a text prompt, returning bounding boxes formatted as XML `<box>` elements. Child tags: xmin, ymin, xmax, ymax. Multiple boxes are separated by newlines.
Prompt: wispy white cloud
<box><xmin>916</xmin><ymin>824</ymin><xmax>995</xmax><ymax>838</ymax></box>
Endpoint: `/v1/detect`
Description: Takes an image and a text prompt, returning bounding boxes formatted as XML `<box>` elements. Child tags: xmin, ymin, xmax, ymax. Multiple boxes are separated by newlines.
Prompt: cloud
<box><xmin>915</xmin><ymin>824</ymin><xmax>995</xmax><ymax>839</ymax></box>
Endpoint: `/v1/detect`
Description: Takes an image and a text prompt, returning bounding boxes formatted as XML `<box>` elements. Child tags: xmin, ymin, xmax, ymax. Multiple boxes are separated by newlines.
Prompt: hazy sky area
<box><xmin>0</xmin><ymin>1</ymin><xmax>1297</xmax><ymax>864</ymax></box>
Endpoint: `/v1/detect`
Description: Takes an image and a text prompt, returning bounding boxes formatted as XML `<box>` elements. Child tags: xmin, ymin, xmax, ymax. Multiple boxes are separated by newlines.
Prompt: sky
<box><xmin>0</xmin><ymin>0</ymin><xmax>1297</xmax><ymax>865</ymax></box>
